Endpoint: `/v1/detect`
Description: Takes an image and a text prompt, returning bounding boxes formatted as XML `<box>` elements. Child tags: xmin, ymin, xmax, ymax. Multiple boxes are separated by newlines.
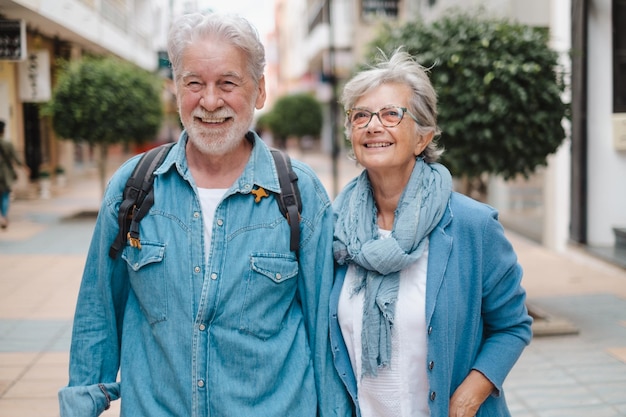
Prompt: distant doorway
<box><xmin>23</xmin><ymin>102</ymin><xmax>42</xmax><ymax>180</ymax></box>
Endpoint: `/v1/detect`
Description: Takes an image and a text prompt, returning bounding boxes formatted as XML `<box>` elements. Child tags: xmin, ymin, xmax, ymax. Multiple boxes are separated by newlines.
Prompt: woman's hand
<box><xmin>448</xmin><ymin>370</ymin><xmax>494</xmax><ymax>417</ymax></box>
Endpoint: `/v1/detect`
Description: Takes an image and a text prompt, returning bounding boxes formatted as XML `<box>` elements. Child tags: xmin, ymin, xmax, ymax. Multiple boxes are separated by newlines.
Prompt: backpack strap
<box><xmin>108</xmin><ymin>143</ymin><xmax>175</xmax><ymax>259</ymax></box>
<box><xmin>270</xmin><ymin>149</ymin><xmax>302</xmax><ymax>255</ymax></box>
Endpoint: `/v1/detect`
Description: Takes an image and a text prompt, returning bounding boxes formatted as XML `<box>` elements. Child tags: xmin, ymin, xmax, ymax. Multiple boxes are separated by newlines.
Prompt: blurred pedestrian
<box><xmin>58</xmin><ymin>11</ymin><xmax>352</xmax><ymax>417</ymax></box>
<box><xmin>0</xmin><ymin>120</ymin><xmax>23</xmax><ymax>229</ymax></box>
<box><xmin>330</xmin><ymin>49</ymin><xmax>533</xmax><ymax>417</ymax></box>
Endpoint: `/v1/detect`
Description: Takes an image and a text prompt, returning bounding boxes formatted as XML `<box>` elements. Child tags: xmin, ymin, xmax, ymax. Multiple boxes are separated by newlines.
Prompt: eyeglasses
<box><xmin>346</xmin><ymin>105</ymin><xmax>421</xmax><ymax>129</ymax></box>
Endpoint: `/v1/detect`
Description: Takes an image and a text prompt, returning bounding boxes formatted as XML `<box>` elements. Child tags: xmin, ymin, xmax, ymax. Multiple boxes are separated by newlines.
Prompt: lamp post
<box><xmin>328</xmin><ymin>0</ymin><xmax>340</xmax><ymax>198</ymax></box>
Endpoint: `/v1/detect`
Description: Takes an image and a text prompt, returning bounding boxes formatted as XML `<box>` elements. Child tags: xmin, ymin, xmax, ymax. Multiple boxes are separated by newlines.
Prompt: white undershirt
<box><xmin>338</xmin><ymin>230</ymin><xmax>430</xmax><ymax>417</ymax></box>
<box><xmin>197</xmin><ymin>188</ymin><xmax>228</xmax><ymax>262</ymax></box>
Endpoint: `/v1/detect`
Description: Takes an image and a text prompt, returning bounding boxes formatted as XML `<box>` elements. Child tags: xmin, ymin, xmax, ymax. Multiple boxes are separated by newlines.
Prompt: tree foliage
<box><xmin>264</xmin><ymin>93</ymin><xmax>323</xmax><ymax>146</ymax></box>
<box><xmin>47</xmin><ymin>56</ymin><xmax>163</xmax><ymax>146</ymax></box>
<box><xmin>365</xmin><ymin>9</ymin><xmax>569</xmax><ymax>181</ymax></box>
<box><xmin>45</xmin><ymin>56</ymin><xmax>163</xmax><ymax>196</ymax></box>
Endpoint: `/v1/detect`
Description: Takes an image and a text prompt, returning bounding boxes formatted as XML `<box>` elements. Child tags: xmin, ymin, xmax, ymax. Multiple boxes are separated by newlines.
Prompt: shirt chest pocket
<box><xmin>122</xmin><ymin>242</ymin><xmax>167</xmax><ymax>325</ymax></box>
<box><xmin>239</xmin><ymin>254</ymin><xmax>299</xmax><ymax>340</ymax></box>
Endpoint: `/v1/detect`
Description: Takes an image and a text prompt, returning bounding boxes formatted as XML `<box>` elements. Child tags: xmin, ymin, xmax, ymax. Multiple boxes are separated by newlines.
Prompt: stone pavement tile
<box><xmin>508</xmin><ymin>383</ymin><xmax>605</xmax><ymax>411</ymax></box>
<box><xmin>0</xmin><ymin>352</ymin><xmax>74</xmax><ymax>417</ymax></box>
<box><xmin>529</xmin><ymin>294</ymin><xmax>626</xmax><ymax>345</ymax></box>
<box><xmin>0</xmin><ymin>221</ymin><xmax>45</xmax><ymax>242</ymax></box>
<box><xmin>567</xmin><ymin>362</ymin><xmax>626</xmax><ymax>384</ymax></box>
<box><xmin>0</xmin><ymin>255</ymin><xmax>84</xmax><ymax>320</ymax></box>
<box><xmin>540</xmin><ymin>407</ymin><xmax>626</xmax><ymax>417</ymax></box>
<box><xmin>21</xmin><ymin>362</ymin><xmax>67</xmax><ymax>381</ymax></box>
<box><xmin>0</xmin><ymin>352</ymin><xmax>38</xmax><ymax>367</ymax></box>
<box><xmin>607</xmin><ymin>347</ymin><xmax>626</xmax><ymax>363</ymax></box>
<box><xmin>36</xmin><ymin>352</ymin><xmax>69</xmax><ymax>366</ymax></box>
<box><xmin>0</xmin><ymin>366</ymin><xmax>23</xmax><ymax>382</ymax></box>
<box><xmin>4</xmin><ymin>378</ymin><xmax>61</xmax><ymax>399</ymax></box>
<box><xmin>510</xmin><ymin>232</ymin><xmax>626</xmax><ymax>299</ymax></box>
<box><xmin>502</xmin><ymin>291</ymin><xmax>626</xmax><ymax>416</ymax></box>
<box><xmin>617</xmin><ymin>404</ymin><xmax>626</xmax><ymax>415</ymax></box>
<box><xmin>0</xmin><ymin>319</ymin><xmax>71</xmax><ymax>353</ymax></box>
<box><xmin>0</xmin><ymin>353</ymin><xmax>38</xmax><ymax>398</ymax></box>
<box><xmin>0</xmin><ymin>398</ymin><xmax>60</xmax><ymax>417</ymax></box>
<box><xmin>0</xmin><ymin>218</ymin><xmax>95</xmax><ymax>255</ymax></box>
<box><xmin>587</xmin><ymin>381</ymin><xmax>626</xmax><ymax>405</ymax></box>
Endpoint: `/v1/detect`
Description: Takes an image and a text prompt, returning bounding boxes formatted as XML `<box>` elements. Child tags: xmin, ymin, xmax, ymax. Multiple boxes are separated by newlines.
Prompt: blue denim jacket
<box><xmin>59</xmin><ymin>131</ymin><xmax>353</xmax><ymax>417</ymax></box>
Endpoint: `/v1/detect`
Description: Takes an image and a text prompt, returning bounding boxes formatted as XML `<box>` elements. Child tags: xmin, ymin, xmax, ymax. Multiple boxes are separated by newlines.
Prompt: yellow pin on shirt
<box><xmin>251</xmin><ymin>186</ymin><xmax>269</xmax><ymax>203</ymax></box>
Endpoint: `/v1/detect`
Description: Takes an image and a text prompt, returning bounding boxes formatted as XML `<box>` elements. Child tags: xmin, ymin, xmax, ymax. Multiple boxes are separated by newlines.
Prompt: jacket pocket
<box><xmin>239</xmin><ymin>253</ymin><xmax>299</xmax><ymax>339</ymax></box>
<box><xmin>122</xmin><ymin>241</ymin><xmax>167</xmax><ymax>324</ymax></box>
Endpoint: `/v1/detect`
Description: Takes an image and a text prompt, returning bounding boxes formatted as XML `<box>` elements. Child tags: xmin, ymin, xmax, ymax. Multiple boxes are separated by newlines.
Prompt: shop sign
<box><xmin>19</xmin><ymin>50</ymin><xmax>52</xmax><ymax>102</ymax></box>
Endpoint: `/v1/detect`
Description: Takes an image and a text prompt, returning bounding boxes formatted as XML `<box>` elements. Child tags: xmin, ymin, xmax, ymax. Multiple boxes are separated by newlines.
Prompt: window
<box><xmin>361</xmin><ymin>0</ymin><xmax>399</xmax><ymax>19</ymax></box>
<box><xmin>614</xmin><ymin>0</ymin><xmax>626</xmax><ymax>112</ymax></box>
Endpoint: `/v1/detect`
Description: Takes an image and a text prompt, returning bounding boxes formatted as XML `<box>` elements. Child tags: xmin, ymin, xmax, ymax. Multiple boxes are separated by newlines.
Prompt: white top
<box><xmin>338</xmin><ymin>230</ymin><xmax>430</xmax><ymax>417</ymax></box>
<box><xmin>197</xmin><ymin>187</ymin><xmax>228</xmax><ymax>262</ymax></box>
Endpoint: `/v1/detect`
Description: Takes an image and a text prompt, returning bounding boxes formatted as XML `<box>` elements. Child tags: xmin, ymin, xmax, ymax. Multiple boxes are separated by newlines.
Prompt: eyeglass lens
<box><xmin>350</xmin><ymin>106</ymin><xmax>405</xmax><ymax>128</ymax></box>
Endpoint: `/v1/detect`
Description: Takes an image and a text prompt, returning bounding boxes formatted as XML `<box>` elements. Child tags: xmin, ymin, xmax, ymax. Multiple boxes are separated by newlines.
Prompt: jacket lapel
<box><xmin>425</xmin><ymin>201</ymin><xmax>453</xmax><ymax>325</ymax></box>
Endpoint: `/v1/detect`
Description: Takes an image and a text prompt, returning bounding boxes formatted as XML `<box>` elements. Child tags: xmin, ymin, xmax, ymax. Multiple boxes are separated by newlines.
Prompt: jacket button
<box><xmin>428</xmin><ymin>326</ymin><xmax>433</xmax><ymax>335</ymax></box>
<box><xmin>428</xmin><ymin>361</ymin><xmax>434</xmax><ymax>370</ymax></box>
<box><xmin>430</xmin><ymin>391</ymin><xmax>436</xmax><ymax>401</ymax></box>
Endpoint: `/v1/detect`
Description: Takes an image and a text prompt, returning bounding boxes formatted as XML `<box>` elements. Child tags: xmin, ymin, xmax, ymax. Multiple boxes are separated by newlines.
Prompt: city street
<box><xmin>1</xmin><ymin>148</ymin><xmax>626</xmax><ymax>417</ymax></box>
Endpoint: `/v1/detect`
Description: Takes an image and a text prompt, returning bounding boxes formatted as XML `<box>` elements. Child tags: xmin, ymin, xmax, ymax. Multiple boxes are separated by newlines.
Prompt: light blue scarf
<box><xmin>333</xmin><ymin>158</ymin><xmax>452</xmax><ymax>377</ymax></box>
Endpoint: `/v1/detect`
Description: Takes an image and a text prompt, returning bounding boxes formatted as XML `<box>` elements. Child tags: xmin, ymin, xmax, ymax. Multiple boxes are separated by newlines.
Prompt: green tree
<box><xmin>265</xmin><ymin>93</ymin><xmax>323</xmax><ymax>149</ymax></box>
<box><xmin>45</xmin><ymin>56</ymin><xmax>163</xmax><ymax>195</ymax></box>
<box><xmin>365</xmin><ymin>9</ymin><xmax>569</xmax><ymax>198</ymax></box>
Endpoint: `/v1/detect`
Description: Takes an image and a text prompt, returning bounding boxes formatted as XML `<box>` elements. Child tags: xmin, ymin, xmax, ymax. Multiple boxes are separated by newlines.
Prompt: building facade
<box><xmin>0</xmin><ymin>0</ymin><xmax>172</xmax><ymax>197</ymax></box>
<box><xmin>273</xmin><ymin>0</ymin><xmax>625</xmax><ymax>264</ymax></box>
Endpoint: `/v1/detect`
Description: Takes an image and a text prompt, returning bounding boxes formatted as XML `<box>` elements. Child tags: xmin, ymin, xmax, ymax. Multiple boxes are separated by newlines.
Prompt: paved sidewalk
<box><xmin>1</xmin><ymin>149</ymin><xmax>625</xmax><ymax>417</ymax></box>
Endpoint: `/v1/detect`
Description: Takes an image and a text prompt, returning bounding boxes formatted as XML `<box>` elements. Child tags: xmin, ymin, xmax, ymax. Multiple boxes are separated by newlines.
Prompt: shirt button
<box><xmin>430</xmin><ymin>391</ymin><xmax>436</xmax><ymax>401</ymax></box>
<box><xmin>197</xmin><ymin>380</ymin><xmax>205</xmax><ymax>388</ymax></box>
<box><xmin>194</xmin><ymin>212</ymin><xmax>200</xmax><ymax>218</ymax></box>
<box><xmin>211</xmin><ymin>273</ymin><xmax>218</xmax><ymax>280</ymax></box>
<box><xmin>199</xmin><ymin>324</ymin><xmax>206</xmax><ymax>331</ymax></box>
<box><xmin>275</xmin><ymin>273</ymin><xmax>282</xmax><ymax>281</ymax></box>
<box><xmin>428</xmin><ymin>326</ymin><xmax>433</xmax><ymax>335</ymax></box>
<box><xmin>428</xmin><ymin>361</ymin><xmax>435</xmax><ymax>370</ymax></box>
<box><xmin>217</xmin><ymin>219</ymin><xmax>223</xmax><ymax>226</ymax></box>
<box><xmin>194</xmin><ymin>266</ymin><xmax>201</xmax><ymax>273</ymax></box>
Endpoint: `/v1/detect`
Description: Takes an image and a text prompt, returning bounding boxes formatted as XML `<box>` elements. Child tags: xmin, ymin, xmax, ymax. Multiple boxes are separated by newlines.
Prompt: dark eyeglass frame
<box><xmin>346</xmin><ymin>105</ymin><xmax>421</xmax><ymax>129</ymax></box>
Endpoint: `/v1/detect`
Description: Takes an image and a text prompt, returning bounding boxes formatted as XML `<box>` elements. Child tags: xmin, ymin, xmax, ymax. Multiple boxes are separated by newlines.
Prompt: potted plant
<box><xmin>55</xmin><ymin>165</ymin><xmax>67</xmax><ymax>187</ymax></box>
<box><xmin>614</xmin><ymin>227</ymin><xmax>626</xmax><ymax>248</ymax></box>
<box><xmin>39</xmin><ymin>168</ymin><xmax>52</xmax><ymax>199</ymax></box>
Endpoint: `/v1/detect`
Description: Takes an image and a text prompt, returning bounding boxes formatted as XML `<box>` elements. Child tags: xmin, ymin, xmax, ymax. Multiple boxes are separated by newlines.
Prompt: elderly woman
<box><xmin>330</xmin><ymin>49</ymin><xmax>532</xmax><ymax>417</ymax></box>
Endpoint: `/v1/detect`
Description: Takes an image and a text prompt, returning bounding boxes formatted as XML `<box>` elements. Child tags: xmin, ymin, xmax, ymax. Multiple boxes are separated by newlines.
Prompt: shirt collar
<box><xmin>155</xmin><ymin>130</ymin><xmax>282</xmax><ymax>194</ymax></box>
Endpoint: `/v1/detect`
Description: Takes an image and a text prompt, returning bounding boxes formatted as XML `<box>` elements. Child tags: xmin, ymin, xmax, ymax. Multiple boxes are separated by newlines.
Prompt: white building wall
<box><xmin>543</xmin><ymin>0</ymin><xmax>571</xmax><ymax>252</ymax></box>
<box><xmin>587</xmin><ymin>0</ymin><xmax>626</xmax><ymax>245</ymax></box>
<box><xmin>6</xmin><ymin>0</ymin><xmax>166</xmax><ymax>71</ymax></box>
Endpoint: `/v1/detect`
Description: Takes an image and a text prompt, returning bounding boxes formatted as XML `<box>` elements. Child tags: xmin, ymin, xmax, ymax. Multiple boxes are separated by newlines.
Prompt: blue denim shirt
<box><xmin>59</xmin><ymin>131</ymin><xmax>353</xmax><ymax>417</ymax></box>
